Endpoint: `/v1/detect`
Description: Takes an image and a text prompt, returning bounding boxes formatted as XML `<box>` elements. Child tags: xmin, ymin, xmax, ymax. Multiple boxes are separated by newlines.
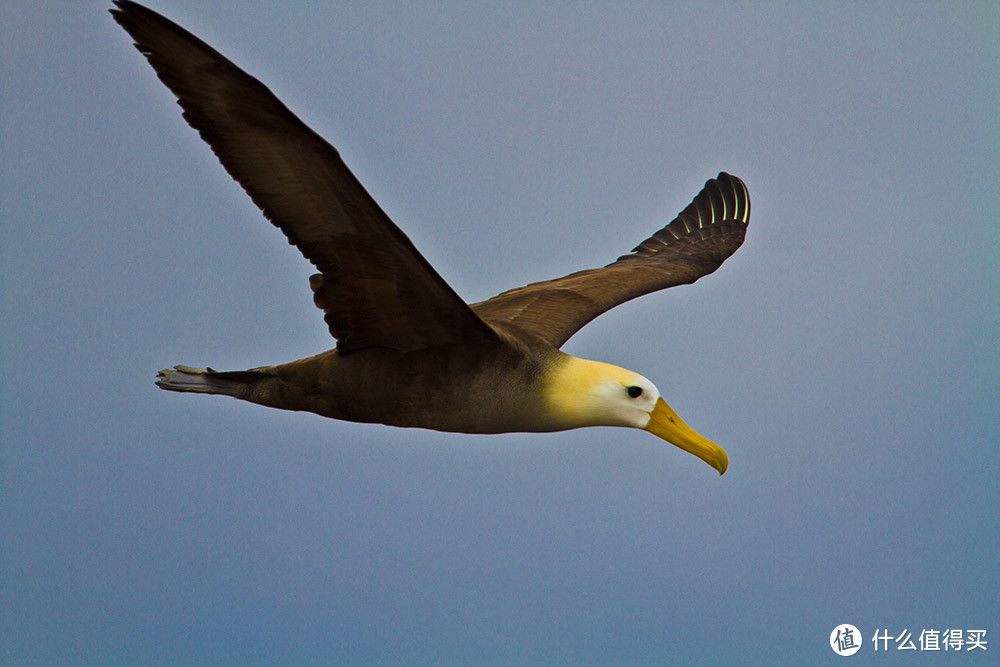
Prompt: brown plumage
<box><xmin>112</xmin><ymin>1</ymin><xmax>750</xmax><ymax>474</ymax></box>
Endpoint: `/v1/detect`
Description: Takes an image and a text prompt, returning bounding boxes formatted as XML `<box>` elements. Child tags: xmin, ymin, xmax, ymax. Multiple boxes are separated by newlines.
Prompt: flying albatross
<box><xmin>111</xmin><ymin>1</ymin><xmax>750</xmax><ymax>475</ymax></box>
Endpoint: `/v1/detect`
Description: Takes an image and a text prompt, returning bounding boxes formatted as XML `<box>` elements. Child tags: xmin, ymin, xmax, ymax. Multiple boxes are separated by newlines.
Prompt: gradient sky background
<box><xmin>3</xmin><ymin>1</ymin><xmax>998</xmax><ymax>664</ymax></box>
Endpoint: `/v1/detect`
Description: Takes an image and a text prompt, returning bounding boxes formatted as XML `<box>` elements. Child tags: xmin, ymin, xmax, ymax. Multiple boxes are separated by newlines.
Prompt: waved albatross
<box><xmin>112</xmin><ymin>1</ymin><xmax>750</xmax><ymax>475</ymax></box>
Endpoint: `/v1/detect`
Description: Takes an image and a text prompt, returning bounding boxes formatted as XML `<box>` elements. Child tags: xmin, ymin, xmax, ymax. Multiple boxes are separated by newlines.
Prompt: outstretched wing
<box><xmin>111</xmin><ymin>1</ymin><xmax>497</xmax><ymax>354</ymax></box>
<box><xmin>473</xmin><ymin>173</ymin><xmax>750</xmax><ymax>348</ymax></box>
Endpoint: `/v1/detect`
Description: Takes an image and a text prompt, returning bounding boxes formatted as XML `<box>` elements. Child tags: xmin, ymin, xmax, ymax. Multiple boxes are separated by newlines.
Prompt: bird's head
<box><xmin>546</xmin><ymin>355</ymin><xmax>728</xmax><ymax>475</ymax></box>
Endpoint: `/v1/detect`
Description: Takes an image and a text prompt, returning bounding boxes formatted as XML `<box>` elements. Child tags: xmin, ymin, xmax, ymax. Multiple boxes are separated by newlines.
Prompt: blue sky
<box><xmin>3</xmin><ymin>1</ymin><xmax>998</xmax><ymax>664</ymax></box>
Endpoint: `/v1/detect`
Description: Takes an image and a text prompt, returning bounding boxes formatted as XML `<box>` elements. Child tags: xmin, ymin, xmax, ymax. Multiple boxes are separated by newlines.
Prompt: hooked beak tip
<box><xmin>644</xmin><ymin>397</ymin><xmax>729</xmax><ymax>476</ymax></box>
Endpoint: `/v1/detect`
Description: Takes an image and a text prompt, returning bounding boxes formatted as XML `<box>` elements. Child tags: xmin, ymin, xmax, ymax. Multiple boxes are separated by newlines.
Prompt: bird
<box><xmin>111</xmin><ymin>1</ymin><xmax>749</xmax><ymax>475</ymax></box>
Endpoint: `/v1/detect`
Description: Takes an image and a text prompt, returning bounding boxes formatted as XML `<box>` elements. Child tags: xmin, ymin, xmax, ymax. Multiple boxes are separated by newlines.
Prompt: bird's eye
<box><xmin>626</xmin><ymin>386</ymin><xmax>643</xmax><ymax>399</ymax></box>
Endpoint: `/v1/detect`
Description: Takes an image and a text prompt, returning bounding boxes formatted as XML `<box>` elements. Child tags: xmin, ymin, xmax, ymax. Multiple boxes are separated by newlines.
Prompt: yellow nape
<box><xmin>544</xmin><ymin>354</ymin><xmax>652</xmax><ymax>429</ymax></box>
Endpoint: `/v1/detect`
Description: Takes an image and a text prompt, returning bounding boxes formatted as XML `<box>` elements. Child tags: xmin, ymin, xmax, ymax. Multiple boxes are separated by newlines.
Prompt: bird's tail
<box><xmin>155</xmin><ymin>365</ymin><xmax>269</xmax><ymax>398</ymax></box>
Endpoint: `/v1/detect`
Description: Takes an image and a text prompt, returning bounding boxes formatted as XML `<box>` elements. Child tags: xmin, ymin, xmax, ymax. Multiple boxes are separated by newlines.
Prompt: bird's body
<box><xmin>112</xmin><ymin>1</ymin><xmax>750</xmax><ymax>474</ymax></box>
<box><xmin>168</xmin><ymin>338</ymin><xmax>556</xmax><ymax>434</ymax></box>
<box><xmin>160</xmin><ymin>323</ymin><xmax>641</xmax><ymax>436</ymax></box>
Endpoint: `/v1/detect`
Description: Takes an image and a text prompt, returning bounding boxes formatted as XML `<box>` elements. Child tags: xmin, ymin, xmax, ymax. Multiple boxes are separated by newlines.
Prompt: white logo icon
<box><xmin>831</xmin><ymin>624</ymin><xmax>862</xmax><ymax>656</ymax></box>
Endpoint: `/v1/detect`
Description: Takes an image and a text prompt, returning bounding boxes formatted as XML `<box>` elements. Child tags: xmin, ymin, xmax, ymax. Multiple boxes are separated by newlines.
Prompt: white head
<box><xmin>545</xmin><ymin>355</ymin><xmax>728</xmax><ymax>474</ymax></box>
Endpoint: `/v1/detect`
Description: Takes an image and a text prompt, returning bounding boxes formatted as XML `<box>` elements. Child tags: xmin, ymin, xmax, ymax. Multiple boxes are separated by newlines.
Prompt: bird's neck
<box><xmin>543</xmin><ymin>354</ymin><xmax>628</xmax><ymax>429</ymax></box>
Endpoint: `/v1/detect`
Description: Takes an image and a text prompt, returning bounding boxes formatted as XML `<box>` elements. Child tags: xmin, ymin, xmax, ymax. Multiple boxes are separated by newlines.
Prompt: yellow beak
<box><xmin>644</xmin><ymin>397</ymin><xmax>729</xmax><ymax>475</ymax></box>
